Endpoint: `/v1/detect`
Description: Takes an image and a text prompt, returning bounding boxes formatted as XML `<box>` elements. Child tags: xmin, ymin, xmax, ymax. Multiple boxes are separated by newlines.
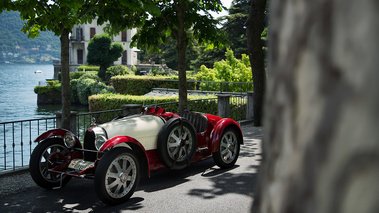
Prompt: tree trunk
<box><xmin>176</xmin><ymin>1</ymin><xmax>187</xmax><ymax>114</ymax></box>
<box><xmin>252</xmin><ymin>0</ymin><xmax>379</xmax><ymax>212</ymax></box>
<box><xmin>246</xmin><ymin>0</ymin><xmax>267</xmax><ymax>126</ymax></box>
<box><xmin>60</xmin><ymin>28</ymin><xmax>71</xmax><ymax>130</ymax></box>
<box><xmin>99</xmin><ymin>65</ymin><xmax>106</xmax><ymax>82</ymax></box>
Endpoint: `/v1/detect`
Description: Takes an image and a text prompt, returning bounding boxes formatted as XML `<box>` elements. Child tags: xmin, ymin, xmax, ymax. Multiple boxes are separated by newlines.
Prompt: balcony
<box><xmin>70</xmin><ymin>35</ymin><xmax>85</xmax><ymax>43</ymax></box>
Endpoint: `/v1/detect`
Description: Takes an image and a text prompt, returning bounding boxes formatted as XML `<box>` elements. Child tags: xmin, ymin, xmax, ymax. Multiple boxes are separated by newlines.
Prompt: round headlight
<box><xmin>93</xmin><ymin>127</ymin><xmax>108</xmax><ymax>150</ymax></box>
<box><xmin>63</xmin><ymin>132</ymin><xmax>76</xmax><ymax>148</ymax></box>
<box><xmin>95</xmin><ymin>135</ymin><xmax>107</xmax><ymax>150</ymax></box>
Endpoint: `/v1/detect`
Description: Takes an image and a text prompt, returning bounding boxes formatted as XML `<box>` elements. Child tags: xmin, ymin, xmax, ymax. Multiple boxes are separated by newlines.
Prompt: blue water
<box><xmin>0</xmin><ymin>64</ymin><xmax>87</xmax><ymax>170</ymax></box>
<box><xmin>0</xmin><ymin>64</ymin><xmax>56</xmax><ymax>122</ymax></box>
<box><xmin>0</xmin><ymin>64</ymin><xmax>87</xmax><ymax>122</ymax></box>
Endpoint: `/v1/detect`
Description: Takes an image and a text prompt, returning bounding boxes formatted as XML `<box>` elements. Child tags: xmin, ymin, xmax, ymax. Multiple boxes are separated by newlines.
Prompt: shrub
<box><xmin>79</xmin><ymin>72</ymin><xmax>101</xmax><ymax>81</ymax></box>
<box><xmin>75</xmin><ymin>73</ymin><xmax>115</xmax><ymax>105</ymax></box>
<box><xmin>111</xmin><ymin>75</ymin><xmax>197</xmax><ymax>95</ymax></box>
<box><xmin>150</xmin><ymin>67</ymin><xmax>167</xmax><ymax>76</ymax></box>
<box><xmin>76</xmin><ymin>78</ymin><xmax>97</xmax><ymax>105</ymax></box>
<box><xmin>131</xmin><ymin>65</ymin><xmax>137</xmax><ymax>73</ymax></box>
<box><xmin>70</xmin><ymin>79</ymin><xmax>79</xmax><ymax>104</ymax></box>
<box><xmin>78</xmin><ymin>65</ymin><xmax>100</xmax><ymax>72</ymax></box>
<box><xmin>34</xmin><ymin>80</ymin><xmax>61</xmax><ymax>94</ymax></box>
<box><xmin>88</xmin><ymin>93</ymin><xmax>217</xmax><ymax>112</ymax></box>
<box><xmin>105</xmin><ymin>65</ymin><xmax>133</xmax><ymax>84</ymax></box>
<box><xmin>58</xmin><ymin>71</ymin><xmax>98</xmax><ymax>81</ymax></box>
<box><xmin>195</xmin><ymin>49</ymin><xmax>253</xmax><ymax>92</ymax></box>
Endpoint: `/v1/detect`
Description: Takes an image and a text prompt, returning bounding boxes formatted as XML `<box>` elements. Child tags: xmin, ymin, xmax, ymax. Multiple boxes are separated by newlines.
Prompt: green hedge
<box><xmin>78</xmin><ymin>65</ymin><xmax>100</xmax><ymax>72</ymax></box>
<box><xmin>88</xmin><ymin>93</ymin><xmax>216</xmax><ymax>112</ymax></box>
<box><xmin>105</xmin><ymin>65</ymin><xmax>133</xmax><ymax>84</ymax></box>
<box><xmin>34</xmin><ymin>80</ymin><xmax>61</xmax><ymax>94</ymax></box>
<box><xmin>111</xmin><ymin>75</ymin><xmax>197</xmax><ymax>95</ymax></box>
<box><xmin>58</xmin><ymin>71</ymin><xmax>98</xmax><ymax>81</ymax></box>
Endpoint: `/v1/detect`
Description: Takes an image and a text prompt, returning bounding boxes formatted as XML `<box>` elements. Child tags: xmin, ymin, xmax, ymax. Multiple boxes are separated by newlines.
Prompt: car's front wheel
<box><xmin>29</xmin><ymin>138</ymin><xmax>72</xmax><ymax>189</ymax></box>
<box><xmin>94</xmin><ymin>148</ymin><xmax>140</xmax><ymax>205</ymax></box>
<box><xmin>212</xmin><ymin>128</ymin><xmax>241</xmax><ymax>169</ymax></box>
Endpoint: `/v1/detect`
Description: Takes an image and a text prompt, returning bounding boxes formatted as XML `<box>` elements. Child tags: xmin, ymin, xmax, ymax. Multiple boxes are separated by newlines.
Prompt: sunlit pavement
<box><xmin>0</xmin><ymin>123</ymin><xmax>262</xmax><ymax>213</ymax></box>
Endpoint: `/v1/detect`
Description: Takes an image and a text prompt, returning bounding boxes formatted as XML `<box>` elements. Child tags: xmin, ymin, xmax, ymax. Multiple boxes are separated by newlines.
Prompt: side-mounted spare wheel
<box><xmin>157</xmin><ymin>117</ymin><xmax>197</xmax><ymax>170</ymax></box>
<box><xmin>94</xmin><ymin>147</ymin><xmax>140</xmax><ymax>205</ymax></box>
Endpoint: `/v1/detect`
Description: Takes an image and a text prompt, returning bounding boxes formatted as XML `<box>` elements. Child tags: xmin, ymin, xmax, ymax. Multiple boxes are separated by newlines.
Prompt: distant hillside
<box><xmin>0</xmin><ymin>10</ymin><xmax>61</xmax><ymax>63</ymax></box>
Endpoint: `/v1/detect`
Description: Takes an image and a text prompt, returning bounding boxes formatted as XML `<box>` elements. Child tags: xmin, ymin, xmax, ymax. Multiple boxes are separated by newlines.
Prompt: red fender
<box><xmin>209</xmin><ymin>119</ymin><xmax>243</xmax><ymax>152</ymax></box>
<box><xmin>100</xmin><ymin>136</ymin><xmax>151</xmax><ymax>177</ymax></box>
<box><xmin>100</xmin><ymin>136</ymin><xmax>144</xmax><ymax>151</ymax></box>
<box><xmin>34</xmin><ymin>128</ymin><xmax>82</xmax><ymax>149</ymax></box>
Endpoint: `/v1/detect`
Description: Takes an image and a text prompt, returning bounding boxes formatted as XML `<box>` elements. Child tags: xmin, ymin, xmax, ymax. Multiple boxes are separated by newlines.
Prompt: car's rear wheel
<box><xmin>29</xmin><ymin>138</ymin><xmax>72</xmax><ymax>189</ymax></box>
<box><xmin>212</xmin><ymin>128</ymin><xmax>241</xmax><ymax>169</ymax></box>
<box><xmin>94</xmin><ymin>148</ymin><xmax>140</xmax><ymax>205</ymax></box>
<box><xmin>157</xmin><ymin>118</ymin><xmax>197</xmax><ymax>169</ymax></box>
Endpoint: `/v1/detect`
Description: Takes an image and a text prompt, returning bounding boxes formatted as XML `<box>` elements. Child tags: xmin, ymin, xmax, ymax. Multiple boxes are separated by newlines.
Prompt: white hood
<box><xmin>99</xmin><ymin>114</ymin><xmax>165</xmax><ymax>150</ymax></box>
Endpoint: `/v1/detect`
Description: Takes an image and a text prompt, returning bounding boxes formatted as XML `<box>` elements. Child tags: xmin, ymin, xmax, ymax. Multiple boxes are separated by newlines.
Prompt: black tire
<box><xmin>157</xmin><ymin>118</ymin><xmax>197</xmax><ymax>170</ymax></box>
<box><xmin>29</xmin><ymin>138</ymin><xmax>72</xmax><ymax>189</ymax></box>
<box><xmin>212</xmin><ymin>128</ymin><xmax>241</xmax><ymax>169</ymax></box>
<box><xmin>94</xmin><ymin>148</ymin><xmax>140</xmax><ymax>205</ymax></box>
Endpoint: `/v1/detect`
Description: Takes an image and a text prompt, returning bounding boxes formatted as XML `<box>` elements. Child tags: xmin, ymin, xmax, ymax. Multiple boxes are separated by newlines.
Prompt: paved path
<box><xmin>0</xmin><ymin>123</ymin><xmax>262</xmax><ymax>213</ymax></box>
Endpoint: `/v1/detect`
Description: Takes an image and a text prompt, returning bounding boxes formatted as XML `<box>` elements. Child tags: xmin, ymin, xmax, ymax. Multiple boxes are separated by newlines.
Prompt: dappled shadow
<box><xmin>139</xmin><ymin>158</ymin><xmax>216</xmax><ymax>193</ymax></box>
<box><xmin>189</xmin><ymin>167</ymin><xmax>257</xmax><ymax>199</ymax></box>
<box><xmin>0</xmin><ymin>179</ymin><xmax>145</xmax><ymax>212</ymax></box>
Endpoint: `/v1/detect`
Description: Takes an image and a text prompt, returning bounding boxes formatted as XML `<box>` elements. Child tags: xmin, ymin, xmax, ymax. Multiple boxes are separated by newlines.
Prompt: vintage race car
<box><xmin>30</xmin><ymin>107</ymin><xmax>243</xmax><ymax>205</ymax></box>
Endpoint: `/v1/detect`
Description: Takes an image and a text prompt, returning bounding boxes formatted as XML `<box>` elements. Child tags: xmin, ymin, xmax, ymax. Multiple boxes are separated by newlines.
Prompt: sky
<box><xmin>212</xmin><ymin>0</ymin><xmax>233</xmax><ymax>17</ymax></box>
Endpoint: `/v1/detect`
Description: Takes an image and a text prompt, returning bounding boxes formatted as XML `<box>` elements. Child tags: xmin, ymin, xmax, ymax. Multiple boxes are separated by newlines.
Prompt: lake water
<box><xmin>0</xmin><ymin>64</ymin><xmax>87</xmax><ymax>122</ymax></box>
<box><xmin>0</xmin><ymin>64</ymin><xmax>88</xmax><ymax>170</ymax></box>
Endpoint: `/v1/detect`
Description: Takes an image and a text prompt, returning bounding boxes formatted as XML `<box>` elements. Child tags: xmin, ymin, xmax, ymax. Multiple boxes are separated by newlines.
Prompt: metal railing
<box><xmin>146</xmin><ymin>98</ymin><xmax>218</xmax><ymax>115</ymax></box>
<box><xmin>0</xmin><ymin>95</ymin><xmax>249</xmax><ymax>172</ymax></box>
<box><xmin>1</xmin><ymin>117</ymin><xmax>57</xmax><ymax>171</ymax></box>
<box><xmin>152</xmin><ymin>79</ymin><xmax>253</xmax><ymax>94</ymax></box>
<box><xmin>75</xmin><ymin>109</ymin><xmax>124</xmax><ymax>140</ymax></box>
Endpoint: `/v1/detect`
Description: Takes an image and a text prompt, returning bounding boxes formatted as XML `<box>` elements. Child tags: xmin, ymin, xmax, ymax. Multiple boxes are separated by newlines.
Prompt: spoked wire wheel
<box><xmin>158</xmin><ymin>118</ymin><xmax>197</xmax><ymax>169</ymax></box>
<box><xmin>95</xmin><ymin>148</ymin><xmax>140</xmax><ymax>205</ymax></box>
<box><xmin>167</xmin><ymin>125</ymin><xmax>194</xmax><ymax>162</ymax></box>
<box><xmin>29</xmin><ymin>138</ymin><xmax>72</xmax><ymax>189</ymax></box>
<box><xmin>212</xmin><ymin>128</ymin><xmax>241</xmax><ymax>168</ymax></box>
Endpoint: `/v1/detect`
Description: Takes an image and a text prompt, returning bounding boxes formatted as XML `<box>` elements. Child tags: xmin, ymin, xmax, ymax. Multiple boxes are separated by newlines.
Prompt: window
<box><xmin>77</xmin><ymin>49</ymin><xmax>83</xmax><ymax>64</ymax></box>
<box><xmin>122</xmin><ymin>31</ymin><xmax>127</xmax><ymax>41</ymax></box>
<box><xmin>90</xmin><ymin>28</ymin><xmax>96</xmax><ymax>39</ymax></box>
<box><xmin>122</xmin><ymin>50</ymin><xmax>127</xmax><ymax>64</ymax></box>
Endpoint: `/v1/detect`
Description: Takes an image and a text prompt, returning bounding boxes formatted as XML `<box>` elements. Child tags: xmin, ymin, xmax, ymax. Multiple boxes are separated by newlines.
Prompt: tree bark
<box><xmin>246</xmin><ymin>0</ymin><xmax>267</xmax><ymax>126</ymax></box>
<box><xmin>176</xmin><ymin>0</ymin><xmax>187</xmax><ymax>114</ymax></box>
<box><xmin>252</xmin><ymin>0</ymin><xmax>379</xmax><ymax>212</ymax></box>
<box><xmin>60</xmin><ymin>28</ymin><xmax>71</xmax><ymax>130</ymax></box>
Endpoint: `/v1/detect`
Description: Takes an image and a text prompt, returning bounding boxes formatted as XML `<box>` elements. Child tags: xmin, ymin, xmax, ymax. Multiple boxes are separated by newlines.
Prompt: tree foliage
<box><xmin>189</xmin><ymin>0</ymin><xmax>252</xmax><ymax>71</ymax></box>
<box><xmin>195</xmin><ymin>49</ymin><xmax>252</xmax><ymax>91</ymax></box>
<box><xmin>2</xmin><ymin>0</ymin><xmax>105</xmax><ymax>129</ymax></box>
<box><xmin>87</xmin><ymin>33</ymin><xmax>124</xmax><ymax>81</ymax></box>
<box><xmin>2</xmin><ymin>0</ymin><xmax>159</xmax><ymax>129</ymax></box>
<box><xmin>127</xmin><ymin>0</ymin><xmax>228</xmax><ymax>113</ymax></box>
<box><xmin>224</xmin><ymin>0</ymin><xmax>251</xmax><ymax>57</ymax></box>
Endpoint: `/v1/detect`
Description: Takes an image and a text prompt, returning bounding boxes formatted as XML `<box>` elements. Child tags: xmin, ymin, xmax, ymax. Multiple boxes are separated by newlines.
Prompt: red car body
<box><xmin>30</xmin><ymin>107</ymin><xmax>243</xmax><ymax>205</ymax></box>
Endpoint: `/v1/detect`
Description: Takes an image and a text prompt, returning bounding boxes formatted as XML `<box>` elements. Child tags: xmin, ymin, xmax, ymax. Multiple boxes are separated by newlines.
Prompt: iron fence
<box><xmin>153</xmin><ymin>79</ymin><xmax>253</xmax><ymax>94</ymax></box>
<box><xmin>0</xmin><ymin>95</ymin><xmax>248</xmax><ymax>173</ymax></box>
<box><xmin>75</xmin><ymin>109</ymin><xmax>124</xmax><ymax>140</ymax></box>
<box><xmin>0</xmin><ymin>117</ymin><xmax>56</xmax><ymax>171</ymax></box>
<box><xmin>146</xmin><ymin>98</ymin><xmax>219</xmax><ymax>115</ymax></box>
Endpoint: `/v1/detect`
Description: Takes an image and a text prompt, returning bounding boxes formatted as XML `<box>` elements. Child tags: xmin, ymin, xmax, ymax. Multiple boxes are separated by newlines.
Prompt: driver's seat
<box><xmin>180</xmin><ymin>111</ymin><xmax>208</xmax><ymax>133</ymax></box>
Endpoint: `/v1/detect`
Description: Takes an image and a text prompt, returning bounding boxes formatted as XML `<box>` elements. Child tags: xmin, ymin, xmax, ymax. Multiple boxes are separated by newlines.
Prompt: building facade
<box><xmin>69</xmin><ymin>18</ymin><xmax>139</xmax><ymax>69</ymax></box>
